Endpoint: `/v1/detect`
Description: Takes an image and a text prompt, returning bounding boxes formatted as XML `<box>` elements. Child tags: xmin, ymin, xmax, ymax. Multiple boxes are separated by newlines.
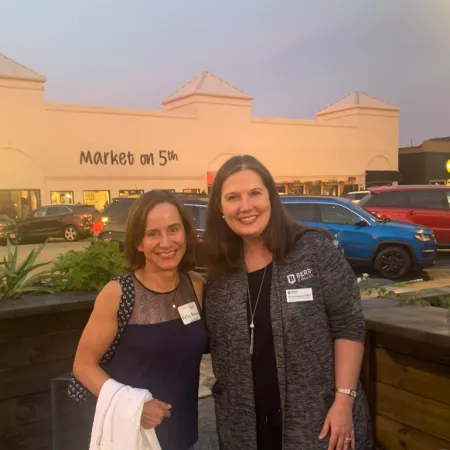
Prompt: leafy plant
<box><xmin>438</xmin><ymin>295</ymin><xmax>450</xmax><ymax>309</ymax></box>
<box><xmin>51</xmin><ymin>239</ymin><xmax>126</xmax><ymax>292</ymax></box>
<box><xmin>0</xmin><ymin>240</ymin><xmax>57</xmax><ymax>301</ymax></box>
<box><xmin>357</xmin><ymin>273</ymin><xmax>396</xmax><ymax>298</ymax></box>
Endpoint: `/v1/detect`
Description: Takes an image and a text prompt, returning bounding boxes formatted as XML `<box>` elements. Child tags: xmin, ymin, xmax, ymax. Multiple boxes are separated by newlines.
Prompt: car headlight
<box><xmin>415</xmin><ymin>232</ymin><xmax>434</xmax><ymax>242</ymax></box>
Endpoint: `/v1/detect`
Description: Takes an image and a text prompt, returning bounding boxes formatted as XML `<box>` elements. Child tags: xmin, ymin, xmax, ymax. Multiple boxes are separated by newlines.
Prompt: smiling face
<box><xmin>220</xmin><ymin>169</ymin><xmax>271</xmax><ymax>240</ymax></box>
<box><xmin>137</xmin><ymin>202</ymin><xmax>187</xmax><ymax>271</ymax></box>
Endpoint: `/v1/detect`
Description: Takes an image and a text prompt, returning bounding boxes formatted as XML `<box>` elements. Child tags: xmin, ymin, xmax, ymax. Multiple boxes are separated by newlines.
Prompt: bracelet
<box><xmin>336</xmin><ymin>388</ymin><xmax>357</xmax><ymax>398</ymax></box>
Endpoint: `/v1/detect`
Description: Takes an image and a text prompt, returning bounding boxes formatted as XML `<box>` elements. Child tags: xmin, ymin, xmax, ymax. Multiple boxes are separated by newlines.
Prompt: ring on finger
<box><xmin>345</xmin><ymin>437</ymin><xmax>352</xmax><ymax>441</ymax></box>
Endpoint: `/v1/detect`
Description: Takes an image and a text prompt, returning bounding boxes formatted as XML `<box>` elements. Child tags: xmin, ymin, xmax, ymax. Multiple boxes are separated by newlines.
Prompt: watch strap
<box><xmin>336</xmin><ymin>388</ymin><xmax>357</xmax><ymax>398</ymax></box>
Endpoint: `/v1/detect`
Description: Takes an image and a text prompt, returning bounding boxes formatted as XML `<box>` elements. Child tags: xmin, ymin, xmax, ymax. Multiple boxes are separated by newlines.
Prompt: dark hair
<box><xmin>124</xmin><ymin>190</ymin><xmax>197</xmax><ymax>271</ymax></box>
<box><xmin>205</xmin><ymin>155</ymin><xmax>313</xmax><ymax>279</ymax></box>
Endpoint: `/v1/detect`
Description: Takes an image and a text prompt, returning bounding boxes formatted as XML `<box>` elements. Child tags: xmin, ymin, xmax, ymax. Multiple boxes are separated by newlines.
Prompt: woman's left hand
<box><xmin>319</xmin><ymin>400</ymin><xmax>355</xmax><ymax>450</ymax></box>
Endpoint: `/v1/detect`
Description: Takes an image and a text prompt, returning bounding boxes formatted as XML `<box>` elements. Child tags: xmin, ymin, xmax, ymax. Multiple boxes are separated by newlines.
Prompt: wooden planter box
<box><xmin>0</xmin><ymin>293</ymin><xmax>96</xmax><ymax>450</ymax></box>
<box><xmin>0</xmin><ymin>294</ymin><xmax>449</xmax><ymax>450</ymax></box>
<box><xmin>361</xmin><ymin>298</ymin><xmax>450</xmax><ymax>450</ymax></box>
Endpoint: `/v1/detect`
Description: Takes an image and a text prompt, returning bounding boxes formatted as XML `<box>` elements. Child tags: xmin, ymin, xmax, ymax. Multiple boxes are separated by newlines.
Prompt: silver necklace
<box><xmin>247</xmin><ymin>266</ymin><xmax>267</xmax><ymax>356</ymax></box>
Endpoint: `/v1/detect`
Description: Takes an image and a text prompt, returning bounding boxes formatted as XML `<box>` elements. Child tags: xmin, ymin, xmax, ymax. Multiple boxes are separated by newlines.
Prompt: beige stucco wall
<box><xmin>0</xmin><ymin>74</ymin><xmax>400</xmax><ymax>210</ymax></box>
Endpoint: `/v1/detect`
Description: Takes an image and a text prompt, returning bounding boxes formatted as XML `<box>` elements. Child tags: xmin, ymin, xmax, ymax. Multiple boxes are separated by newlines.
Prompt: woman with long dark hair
<box><xmin>204</xmin><ymin>155</ymin><xmax>372</xmax><ymax>450</ymax></box>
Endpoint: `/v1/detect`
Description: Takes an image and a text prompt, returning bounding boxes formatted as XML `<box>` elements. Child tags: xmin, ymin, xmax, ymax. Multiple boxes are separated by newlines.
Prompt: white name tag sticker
<box><xmin>286</xmin><ymin>288</ymin><xmax>313</xmax><ymax>303</ymax></box>
<box><xmin>178</xmin><ymin>302</ymin><xmax>201</xmax><ymax>325</ymax></box>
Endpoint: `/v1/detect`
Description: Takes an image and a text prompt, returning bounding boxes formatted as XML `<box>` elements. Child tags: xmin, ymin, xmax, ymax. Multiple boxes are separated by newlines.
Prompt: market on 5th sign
<box><xmin>79</xmin><ymin>150</ymin><xmax>179</xmax><ymax>166</ymax></box>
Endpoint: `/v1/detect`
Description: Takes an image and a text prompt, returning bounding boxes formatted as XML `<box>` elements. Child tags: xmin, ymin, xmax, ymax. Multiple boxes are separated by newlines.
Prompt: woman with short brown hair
<box><xmin>72</xmin><ymin>190</ymin><xmax>207</xmax><ymax>450</ymax></box>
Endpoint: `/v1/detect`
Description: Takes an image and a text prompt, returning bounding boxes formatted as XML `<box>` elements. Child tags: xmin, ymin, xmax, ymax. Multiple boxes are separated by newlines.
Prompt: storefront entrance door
<box><xmin>0</xmin><ymin>189</ymin><xmax>41</xmax><ymax>219</ymax></box>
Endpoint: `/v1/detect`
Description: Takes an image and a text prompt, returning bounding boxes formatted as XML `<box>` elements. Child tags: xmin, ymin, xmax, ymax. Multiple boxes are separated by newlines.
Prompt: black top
<box><xmin>104</xmin><ymin>273</ymin><xmax>208</xmax><ymax>450</ymax></box>
<box><xmin>247</xmin><ymin>263</ymin><xmax>282</xmax><ymax>425</ymax></box>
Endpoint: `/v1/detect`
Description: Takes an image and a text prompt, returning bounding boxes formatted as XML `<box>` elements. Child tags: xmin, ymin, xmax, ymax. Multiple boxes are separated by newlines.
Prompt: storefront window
<box><xmin>366</xmin><ymin>181</ymin><xmax>393</xmax><ymax>188</ymax></box>
<box><xmin>308</xmin><ymin>184</ymin><xmax>322</xmax><ymax>196</ymax></box>
<box><xmin>342</xmin><ymin>184</ymin><xmax>358</xmax><ymax>195</ymax></box>
<box><xmin>119</xmin><ymin>189</ymin><xmax>144</xmax><ymax>197</ymax></box>
<box><xmin>51</xmin><ymin>191</ymin><xmax>74</xmax><ymax>204</ymax></box>
<box><xmin>0</xmin><ymin>189</ymin><xmax>41</xmax><ymax>218</ymax></box>
<box><xmin>83</xmin><ymin>190</ymin><xmax>111</xmax><ymax>211</ymax></box>
<box><xmin>28</xmin><ymin>190</ymin><xmax>40</xmax><ymax>214</ymax></box>
<box><xmin>289</xmin><ymin>184</ymin><xmax>304</xmax><ymax>195</ymax></box>
<box><xmin>324</xmin><ymin>184</ymin><xmax>338</xmax><ymax>196</ymax></box>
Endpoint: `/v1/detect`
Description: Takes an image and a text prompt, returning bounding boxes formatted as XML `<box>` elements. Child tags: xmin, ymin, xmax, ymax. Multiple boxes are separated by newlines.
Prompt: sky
<box><xmin>1</xmin><ymin>0</ymin><xmax>449</xmax><ymax>147</ymax></box>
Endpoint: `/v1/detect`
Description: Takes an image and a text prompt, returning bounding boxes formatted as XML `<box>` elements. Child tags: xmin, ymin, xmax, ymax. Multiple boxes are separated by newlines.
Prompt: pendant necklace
<box><xmin>247</xmin><ymin>266</ymin><xmax>267</xmax><ymax>356</ymax></box>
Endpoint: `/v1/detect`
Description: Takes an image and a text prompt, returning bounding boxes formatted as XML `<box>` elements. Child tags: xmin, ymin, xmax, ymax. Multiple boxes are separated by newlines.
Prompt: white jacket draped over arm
<box><xmin>89</xmin><ymin>378</ymin><xmax>162</xmax><ymax>450</ymax></box>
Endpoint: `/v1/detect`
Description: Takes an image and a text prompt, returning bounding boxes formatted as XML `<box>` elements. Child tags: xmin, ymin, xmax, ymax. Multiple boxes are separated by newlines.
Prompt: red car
<box><xmin>359</xmin><ymin>185</ymin><xmax>450</xmax><ymax>247</ymax></box>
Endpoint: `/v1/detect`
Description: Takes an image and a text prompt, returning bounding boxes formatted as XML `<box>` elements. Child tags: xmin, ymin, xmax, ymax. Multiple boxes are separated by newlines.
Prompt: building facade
<box><xmin>0</xmin><ymin>53</ymin><xmax>402</xmax><ymax>216</ymax></box>
<box><xmin>399</xmin><ymin>137</ymin><xmax>450</xmax><ymax>186</ymax></box>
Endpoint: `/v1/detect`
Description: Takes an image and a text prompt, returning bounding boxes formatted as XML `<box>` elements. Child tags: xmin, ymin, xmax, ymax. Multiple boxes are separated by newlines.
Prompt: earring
<box><xmin>222</xmin><ymin>215</ymin><xmax>225</xmax><ymax>219</ymax></box>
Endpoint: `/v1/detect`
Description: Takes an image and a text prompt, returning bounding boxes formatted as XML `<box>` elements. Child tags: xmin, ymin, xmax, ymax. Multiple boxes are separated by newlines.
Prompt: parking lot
<box><xmin>0</xmin><ymin>239</ymin><xmax>90</xmax><ymax>267</ymax></box>
<box><xmin>2</xmin><ymin>239</ymin><xmax>450</xmax><ymax>286</ymax></box>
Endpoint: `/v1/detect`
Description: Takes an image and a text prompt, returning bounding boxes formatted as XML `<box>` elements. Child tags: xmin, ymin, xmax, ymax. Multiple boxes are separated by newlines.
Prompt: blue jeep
<box><xmin>281</xmin><ymin>196</ymin><xmax>437</xmax><ymax>279</ymax></box>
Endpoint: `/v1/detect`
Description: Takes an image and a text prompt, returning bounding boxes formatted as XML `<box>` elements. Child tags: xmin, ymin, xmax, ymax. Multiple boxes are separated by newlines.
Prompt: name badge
<box><xmin>286</xmin><ymin>288</ymin><xmax>313</xmax><ymax>303</ymax></box>
<box><xmin>178</xmin><ymin>302</ymin><xmax>201</xmax><ymax>325</ymax></box>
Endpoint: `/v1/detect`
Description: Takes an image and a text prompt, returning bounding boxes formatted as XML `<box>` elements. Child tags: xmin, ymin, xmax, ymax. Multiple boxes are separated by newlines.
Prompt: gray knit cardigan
<box><xmin>205</xmin><ymin>231</ymin><xmax>373</xmax><ymax>450</ymax></box>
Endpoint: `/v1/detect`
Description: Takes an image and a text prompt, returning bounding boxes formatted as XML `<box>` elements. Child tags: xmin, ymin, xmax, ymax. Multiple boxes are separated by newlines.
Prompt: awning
<box><xmin>365</xmin><ymin>170</ymin><xmax>403</xmax><ymax>183</ymax></box>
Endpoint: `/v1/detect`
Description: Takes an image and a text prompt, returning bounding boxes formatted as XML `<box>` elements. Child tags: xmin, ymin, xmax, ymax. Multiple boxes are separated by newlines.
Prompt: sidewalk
<box><xmin>361</xmin><ymin>273</ymin><xmax>450</xmax><ymax>300</ymax></box>
<box><xmin>197</xmin><ymin>396</ymin><xmax>219</xmax><ymax>449</ymax></box>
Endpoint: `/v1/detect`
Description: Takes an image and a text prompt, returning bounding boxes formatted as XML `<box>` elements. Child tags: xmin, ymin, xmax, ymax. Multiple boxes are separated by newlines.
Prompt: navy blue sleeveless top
<box><xmin>104</xmin><ymin>272</ymin><xmax>208</xmax><ymax>450</ymax></box>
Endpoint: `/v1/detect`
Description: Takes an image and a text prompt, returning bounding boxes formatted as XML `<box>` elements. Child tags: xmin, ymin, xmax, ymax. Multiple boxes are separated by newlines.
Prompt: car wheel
<box><xmin>374</xmin><ymin>246</ymin><xmax>412</xmax><ymax>279</ymax></box>
<box><xmin>63</xmin><ymin>225</ymin><xmax>80</xmax><ymax>242</ymax></box>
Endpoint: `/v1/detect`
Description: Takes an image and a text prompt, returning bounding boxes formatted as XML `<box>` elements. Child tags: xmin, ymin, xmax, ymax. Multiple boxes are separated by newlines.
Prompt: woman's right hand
<box><xmin>141</xmin><ymin>399</ymin><xmax>172</xmax><ymax>429</ymax></box>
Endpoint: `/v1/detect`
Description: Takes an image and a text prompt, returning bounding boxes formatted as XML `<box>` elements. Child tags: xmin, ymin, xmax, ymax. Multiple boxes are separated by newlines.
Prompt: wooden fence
<box><xmin>362</xmin><ymin>298</ymin><xmax>450</xmax><ymax>450</ymax></box>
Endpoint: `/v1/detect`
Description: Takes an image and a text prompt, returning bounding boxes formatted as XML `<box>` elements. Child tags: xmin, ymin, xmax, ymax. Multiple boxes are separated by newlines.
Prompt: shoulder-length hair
<box><xmin>205</xmin><ymin>155</ymin><xmax>311</xmax><ymax>280</ymax></box>
<box><xmin>124</xmin><ymin>190</ymin><xmax>197</xmax><ymax>272</ymax></box>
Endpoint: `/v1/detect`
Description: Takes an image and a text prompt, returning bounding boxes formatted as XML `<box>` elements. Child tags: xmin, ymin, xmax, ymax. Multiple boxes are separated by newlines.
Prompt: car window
<box><xmin>184</xmin><ymin>204</ymin><xmax>207</xmax><ymax>230</ymax></box>
<box><xmin>361</xmin><ymin>191</ymin><xmax>410</xmax><ymax>208</ymax></box>
<box><xmin>47</xmin><ymin>206</ymin><xmax>71</xmax><ymax>216</ymax></box>
<box><xmin>355</xmin><ymin>192</ymin><xmax>368</xmax><ymax>200</ymax></box>
<box><xmin>446</xmin><ymin>192</ymin><xmax>450</xmax><ymax>207</ymax></box>
<box><xmin>283</xmin><ymin>203</ymin><xmax>316</xmax><ymax>222</ymax></box>
<box><xmin>344</xmin><ymin>193</ymin><xmax>366</xmax><ymax>200</ymax></box>
<box><xmin>319</xmin><ymin>204</ymin><xmax>360</xmax><ymax>225</ymax></box>
<box><xmin>103</xmin><ymin>199</ymin><xmax>135</xmax><ymax>221</ymax></box>
<box><xmin>408</xmin><ymin>190</ymin><xmax>448</xmax><ymax>209</ymax></box>
<box><xmin>77</xmin><ymin>205</ymin><xmax>99</xmax><ymax>213</ymax></box>
<box><xmin>33</xmin><ymin>208</ymin><xmax>48</xmax><ymax>218</ymax></box>
<box><xmin>197</xmin><ymin>206</ymin><xmax>207</xmax><ymax>229</ymax></box>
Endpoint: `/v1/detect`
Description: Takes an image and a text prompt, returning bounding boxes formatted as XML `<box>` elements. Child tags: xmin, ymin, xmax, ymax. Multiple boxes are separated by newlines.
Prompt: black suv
<box><xmin>96</xmin><ymin>195</ymin><xmax>208</xmax><ymax>271</ymax></box>
<box><xmin>14</xmin><ymin>204</ymin><xmax>98</xmax><ymax>244</ymax></box>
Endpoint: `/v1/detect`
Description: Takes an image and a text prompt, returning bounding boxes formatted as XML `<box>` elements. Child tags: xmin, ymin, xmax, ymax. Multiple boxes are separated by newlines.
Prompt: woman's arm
<box><xmin>334</xmin><ymin>340</ymin><xmax>364</xmax><ymax>404</ymax></box>
<box><xmin>316</xmin><ymin>236</ymin><xmax>366</xmax><ymax>447</ymax></box>
<box><xmin>72</xmin><ymin>281</ymin><xmax>121</xmax><ymax>397</ymax></box>
<box><xmin>316</xmin><ymin>235</ymin><xmax>365</xmax><ymax>393</ymax></box>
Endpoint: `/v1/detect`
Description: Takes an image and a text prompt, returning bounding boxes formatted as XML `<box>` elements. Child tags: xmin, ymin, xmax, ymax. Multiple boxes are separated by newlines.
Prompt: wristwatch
<box><xmin>336</xmin><ymin>388</ymin><xmax>357</xmax><ymax>398</ymax></box>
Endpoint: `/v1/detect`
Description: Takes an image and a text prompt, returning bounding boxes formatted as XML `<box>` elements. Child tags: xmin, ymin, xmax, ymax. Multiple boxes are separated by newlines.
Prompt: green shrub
<box><xmin>0</xmin><ymin>240</ymin><xmax>56</xmax><ymax>301</ymax></box>
<box><xmin>51</xmin><ymin>239</ymin><xmax>127</xmax><ymax>292</ymax></box>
